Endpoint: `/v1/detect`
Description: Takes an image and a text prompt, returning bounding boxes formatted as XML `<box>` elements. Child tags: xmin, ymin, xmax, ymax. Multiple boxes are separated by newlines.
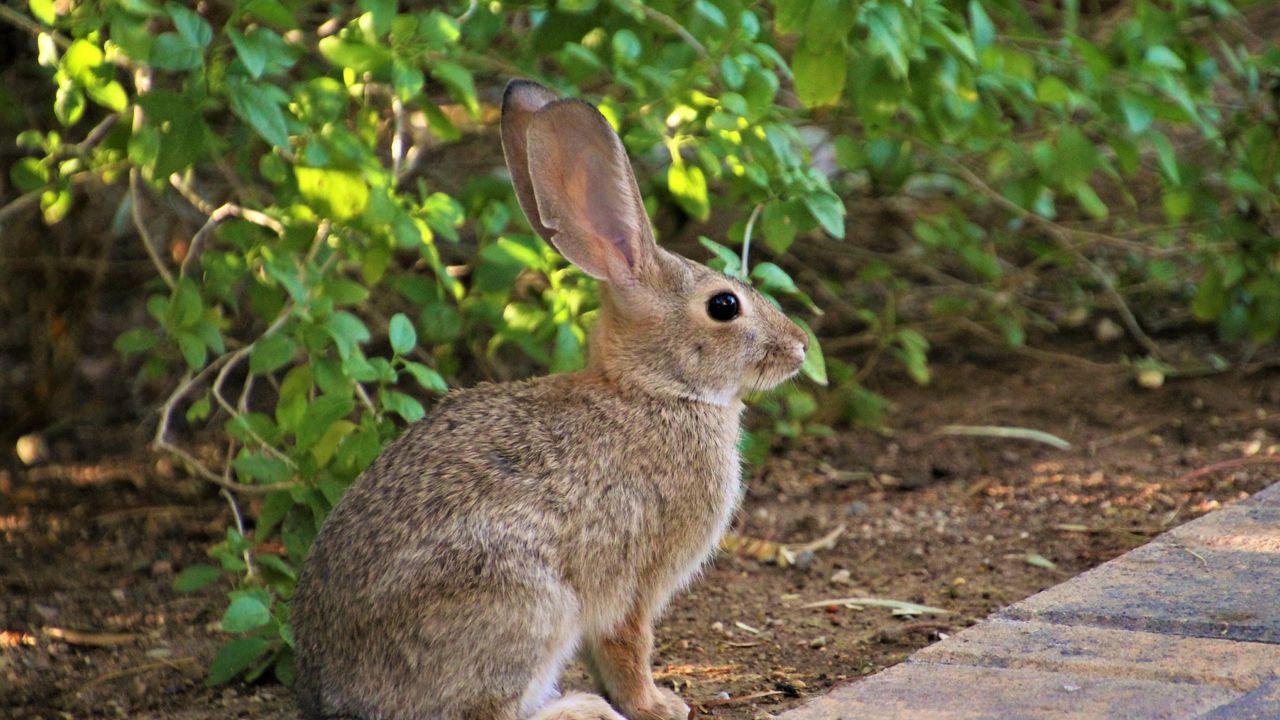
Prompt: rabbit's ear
<box><xmin>522</xmin><ymin>99</ymin><xmax>655</xmax><ymax>285</ymax></box>
<box><xmin>501</xmin><ymin>80</ymin><xmax>560</xmax><ymax>243</ymax></box>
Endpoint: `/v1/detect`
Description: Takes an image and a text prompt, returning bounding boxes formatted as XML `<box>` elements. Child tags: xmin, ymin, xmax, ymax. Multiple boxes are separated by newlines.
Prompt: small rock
<box><xmin>830</xmin><ymin>569</ymin><xmax>852</xmax><ymax>586</ymax></box>
<box><xmin>710</xmin><ymin>621</ymin><xmax>724</xmax><ymax>634</ymax></box>
<box><xmin>110</xmin><ymin>588</ymin><xmax>126</xmax><ymax>602</ymax></box>
<box><xmin>809</xmin><ymin>635</ymin><xmax>828</xmax><ymax>648</ymax></box>
<box><xmin>716</xmin><ymin>691</ymin><xmax>731</xmax><ymax>700</ymax></box>
<box><xmin>1094</xmin><ymin>317</ymin><xmax>1123</xmax><ymax>343</ymax></box>
<box><xmin>845</xmin><ymin>501</ymin><xmax>869</xmax><ymax>516</ymax></box>
<box><xmin>793</xmin><ymin>550</ymin><xmax>817</xmax><ymax>570</ymax></box>
<box><xmin>15</xmin><ymin>434</ymin><xmax>49</xmax><ymax>466</ymax></box>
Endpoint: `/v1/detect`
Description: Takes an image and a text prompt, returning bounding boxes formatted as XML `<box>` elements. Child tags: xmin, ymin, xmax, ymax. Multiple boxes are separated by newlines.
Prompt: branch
<box><xmin>617</xmin><ymin>0</ymin><xmax>709</xmax><ymax>59</ymax></box>
<box><xmin>169</xmin><ymin>174</ymin><xmax>285</xmax><ymax>279</ymax></box>
<box><xmin>936</xmin><ymin>153</ymin><xmax>1163</xmax><ymax>359</ymax></box>
<box><xmin>129</xmin><ymin>169</ymin><xmax>176</xmax><ymax>290</ymax></box>
<box><xmin>739</xmin><ymin>203</ymin><xmax>763</xmax><ymax>278</ymax></box>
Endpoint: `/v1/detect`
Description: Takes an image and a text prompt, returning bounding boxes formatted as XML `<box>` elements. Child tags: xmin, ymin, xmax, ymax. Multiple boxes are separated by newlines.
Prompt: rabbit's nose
<box><xmin>790</xmin><ymin>336</ymin><xmax>808</xmax><ymax>364</ymax></box>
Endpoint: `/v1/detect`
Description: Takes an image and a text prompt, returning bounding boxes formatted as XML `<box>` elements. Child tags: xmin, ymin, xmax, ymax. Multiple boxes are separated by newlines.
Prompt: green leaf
<box><xmin>11</xmin><ymin>157</ymin><xmax>48</xmax><ymax>192</ymax></box>
<box><xmin>295</xmin><ymin>167</ymin><xmax>369</xmax><ymax>221</ymax></box>
<box><xmin>227</xmin><ymin>28</ymin><xmax>267</xmax><ymax>78</ymax></box>
<box><xmin>1118</xmin><ymin>93</ymin><xmax>1153</xmax><ymax>134</ymax></box>
<box><xmin>1035</xmin><ymin>76</ymin><xmax>1070</xmax><ymax>107</ymax></box>
<box><xmin>1074</xmin><ymin>184</ymin><xmax>1108</xmax><ymax>220</ymax></box>
<box><xmin>206</xmin><ymin>637</ymin><xmax>270</xmax><ymax>686</ymax></box>
<box><xmin>167</xmin><ymin>2</ymin><xmax>212</xmax><ymax>48</ymax></box>
<box><xmin>29</xmin><ymin>0</ymin><xmax>56</xmax><ymax>24</ymax></box>
<box><xmin>317</xmin><ymin>36</ymin><xmax>391</xmax><ymax>74</ymax></box>
<box><xmin>403</xmin><ymin>361</ymin><xmax>448</xmax><ymax>394</ymax></box>
<box><xmin>114</xmin><ymin>327</ymin><xmax>158</xmax><ymax>353</ymax></box>
<box><xmin>1149</xmin><ymin>132</ymin><xmax>1180</xmax><ymax>185</ymax></box>
<box><xmin>1145</xmin><ymin>45</ymin><xmax>1185</xmax><ymax>71</ymax></box>
<box><xmin>751</xmin><ymin>262</ymin><xmax>799</xmax><ymax>295</ymax></box>
<box><xmin>792</xmin><ymin>43</ymin><xmax>846</xmax><ymax>108</ymax></box>
<box><xmin>794</xmin><ymin>317</ymin><xmax>827</xmax><ymax>385</ymax></box>
<box><xmin>968</xmin><ymin>0</ymin><xmax>995</xmax><ymax>52</ymax></box>
<box><xmin>85</xmin><ymin>81</ymin><xmax>127</xmax><ymax>112</ymax></box>
<box><xmin>175</xmin><ymin>331</ymin><xmax>207</xmax><ymax>369</ymax></box>
<box><xmin>40</xmin><ymin>186</ymin><xmax>70</xmax><ymax>225</ymax></box>
<box><xmin>221</xmin><ymin>595</ymin><xmax>271</xmax><ymax>633</ymax></box>
<box><xmin>550</xmin><ymin>322</ymin><xmax>583</xmax><ymax>373</ymax></box>
<box><xmin>761</xmin><ymin>202</ymin><xmax>797</xmax><ymax>254</ymax></box>
<box><xmin>805</xmin><ymin>0</ymin><xmax>854</xmax><ymax>50</ymax></box>
<box><xmin>250</xmin><ymin>333</ymin><xmax>295</xmax><ymax>374</ymax></box>
<box><xmin>381</xmin><ymin>390</ymin><xmax>425</xmax><ymax>422</ymax></box>
<box><xmin>173</xmin><ymin>564</ymin><xmax>220</xmax><ymax>593</ymax></box>
<box><xmin>167</xmin><ymin>278</ymin><xmax>204</xmax><ymax>329</ymax></box>
<box><xmin>62</xmin><ymin>40</ymin><xmax>105</xmax><ymax>87</ymax></box>
<box><xmin>775</xmin><ymin>0</ymin><xmax>812</xmax><ymax>35</ymax></box>
<box><xmin>150</xmin><ymin>32</ymin><xmax>203</xmax><ymax>70</ymax></box>
<box><xmin>391</xmin><ymin>60</ymin><xmax>424</xmax><ymax>100</ymax></box>
<box><xmin>297</xmin><ymin>394</ymin><xmax>355</xmax><ymax>450</ymax></box>
<box><xmin>388</xmin><ymin>313</ymin><xmax>416</xmax><ymax>355</ymax></box>
<box><xmin>667</xmin><ymin>161</ymin><xmax>710</xmax><ymax>221</ymax></box>
<box><xmin>55</xmin><ymin>83</ymin><xmax>85</xmax><ymax>126</ymax></box>
<box><xmin>894</xmin><ymin>329</ymin><xmax>930</xmax><ymax>384</ymax></box>
<box><xmin>431</xmin><ymin>61</ymin><xmax>479</xmax><ymax>119</ymax></box>
<box><xmin>227</xmin><ymin>79</ymin><xmax>290</xmax><ymax>148</ymax></box>
<box><xmin>865</xmin><ymin>6</ymin><xmax>908</xmax><ymax>78</ymax></box>
<box><xmin>803</xmin><ymin>192</ymin><xmax>845</xmax><ymax>239</ymax></box>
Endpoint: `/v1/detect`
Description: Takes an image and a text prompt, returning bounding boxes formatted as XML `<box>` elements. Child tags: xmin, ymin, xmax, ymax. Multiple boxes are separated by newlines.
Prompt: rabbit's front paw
<box><xmin>622</xmin><ymin>686</ymin><xmax>690</xmax><ymax>720</ymax></box>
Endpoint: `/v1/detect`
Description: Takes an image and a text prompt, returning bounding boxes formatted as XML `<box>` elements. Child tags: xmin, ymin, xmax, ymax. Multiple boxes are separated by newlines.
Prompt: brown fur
<box><xmin>293</xmin><ymin>81</ymin><xmax>808</xmax><ymax>720</ymax></box>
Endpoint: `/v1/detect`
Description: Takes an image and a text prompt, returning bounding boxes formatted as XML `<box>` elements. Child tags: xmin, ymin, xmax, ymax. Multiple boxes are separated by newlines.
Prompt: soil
<box><xmin>3</xmin><ymin>337</ymin><xmax>1279</xmax><ymax>720</ymax></box>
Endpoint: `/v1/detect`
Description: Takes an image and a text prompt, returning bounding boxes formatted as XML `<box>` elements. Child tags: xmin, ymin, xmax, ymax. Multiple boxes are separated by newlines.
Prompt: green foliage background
<box><xmin>2</xmin><ymin>0</ymin><xmax>1276</xmax><ymax>685</ymax></box>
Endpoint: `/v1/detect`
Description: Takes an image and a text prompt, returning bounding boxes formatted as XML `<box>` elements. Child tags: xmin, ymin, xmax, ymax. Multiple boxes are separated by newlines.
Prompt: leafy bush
<box><xmin>4</xmin><ymin>0</ymin><xmax>1276</xmax><ymax>686</ymax></box>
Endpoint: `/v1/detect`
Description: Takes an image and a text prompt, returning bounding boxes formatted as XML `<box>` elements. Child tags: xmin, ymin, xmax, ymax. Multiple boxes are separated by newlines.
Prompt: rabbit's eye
<box><xmin>707</xmin><ymin>292</ymin><xmax>740</xmax><ymax>322</ymax></box>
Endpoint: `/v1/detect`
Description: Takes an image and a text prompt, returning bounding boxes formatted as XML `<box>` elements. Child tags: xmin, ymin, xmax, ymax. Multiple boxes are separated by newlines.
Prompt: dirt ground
<box><xmin>3</xmin><ymin>335</ymin><xmax>1278</xmax><ymax>720</ymax></box>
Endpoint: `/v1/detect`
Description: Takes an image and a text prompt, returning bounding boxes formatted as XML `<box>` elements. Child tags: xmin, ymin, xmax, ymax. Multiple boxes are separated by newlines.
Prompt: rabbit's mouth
<box><xmin>745</xmin><ymin>343</ymin><xmax>806</xmax><ymax>393</ymax></box>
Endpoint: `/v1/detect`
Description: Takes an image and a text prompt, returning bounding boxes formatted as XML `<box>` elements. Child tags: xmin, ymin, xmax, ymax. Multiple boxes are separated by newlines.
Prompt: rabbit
<box><xmin>292</xmin><ymin>79</ymin><xmax>810</xmax><ymax>720</ymax></box>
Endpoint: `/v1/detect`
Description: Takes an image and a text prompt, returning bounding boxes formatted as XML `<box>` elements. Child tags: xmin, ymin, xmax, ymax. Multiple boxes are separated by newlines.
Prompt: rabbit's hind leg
<box><xmin>528</xmin><ymin>692</ymin><xmax>625</xmax><ymax>720</ymax></box>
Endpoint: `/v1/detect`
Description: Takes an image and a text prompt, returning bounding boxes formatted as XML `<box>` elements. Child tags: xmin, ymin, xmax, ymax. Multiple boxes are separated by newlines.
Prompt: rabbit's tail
<box><xmin>529</xmin><ymin>692</ymin><xmax>626</xmax><ymax>720</ymax></box>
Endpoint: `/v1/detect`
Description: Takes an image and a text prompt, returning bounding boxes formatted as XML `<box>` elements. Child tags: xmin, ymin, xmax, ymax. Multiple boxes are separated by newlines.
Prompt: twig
<box><xmin>129</xmin><ymin>68</ymin><xmax>176</xmax><ymax>290</ymax></box>
<box><xmin>695</xmin><ymin>690</ymin><xmax>784</xmax><ymax>708</ymax></box>
<box><xmin>78</xmin><ymin>657</ymin><xmax>198</xmax><ymax>692</ymax></box>
<box><xmin>800</xmin><ymin>597</ymin><xmax>951</xmax><ymax>615</ymax></box>
<box><xmin>0</xmin><ymin>167</ymin><xmax>125</xmax><ymax>230</ymax></box>
<box><xmin>739</xmin><ymin>203</ymin><xmax>763</xmax><ymax>278</ymax></box>
<box><xmin>42</xmin><ymin>628</ymin><xmax>140</xmax><ymax>647</ymax></box>
<box><xmin>1165</xmin><ymin>540</ymin><xmax>1209</xmax><ymax>568</ymax></box>
<box><xmin>939</xmin><ymin>424</ymin><xmax>1072</xmax><ymax>450</ymax></box>
<box><xmin>617</xmin><ymin>0</ymin><xmax>709</xmax><ymax>58</ymax></box>
<box><xmin>0</xmin><ymin>4</ymin><xmax>70</xmax><ymax>49</ymax></box>
<box><xmin>220</xmin><ymin>488</ymin><xmax>256</xmax><ymax>579</ymax></box>
<box><xmin>1176</xmin><ymin>455</ymin><xmax>1280</xmax><ymax>484</ymax></box>
<box><xmin>391</xmin><ymin>95</ymin><xmax>407</xmax><ymax>181</ymax></box>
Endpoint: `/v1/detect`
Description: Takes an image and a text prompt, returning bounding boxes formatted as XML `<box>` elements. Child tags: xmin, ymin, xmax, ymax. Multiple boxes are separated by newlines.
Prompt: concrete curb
<box><xmin>779</xmin><ymin>482</ymin><xmax>1280</xmax><ymax>719</ymax></box>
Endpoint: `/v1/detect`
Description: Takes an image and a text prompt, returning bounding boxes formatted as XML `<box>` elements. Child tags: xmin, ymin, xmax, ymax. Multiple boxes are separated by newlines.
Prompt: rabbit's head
<box><xmin>502</xmin><ymin>80</ymin><xmax>809</xmax><ymax>407</ymax></box>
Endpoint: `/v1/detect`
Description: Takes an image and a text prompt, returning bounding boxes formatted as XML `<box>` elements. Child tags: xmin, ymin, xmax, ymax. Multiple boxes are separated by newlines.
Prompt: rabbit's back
<box><xmin>293</xmin><ymin>372</ymin><xmax>742</xmax><ymax>719</ymax></box>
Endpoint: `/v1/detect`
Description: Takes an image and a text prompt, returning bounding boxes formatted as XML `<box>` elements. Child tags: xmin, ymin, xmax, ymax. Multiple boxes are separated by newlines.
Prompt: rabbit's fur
<box><xmin>293</xmin><ymin>80</ymin><xmax>810</xmax><ymax>720</ymax></box>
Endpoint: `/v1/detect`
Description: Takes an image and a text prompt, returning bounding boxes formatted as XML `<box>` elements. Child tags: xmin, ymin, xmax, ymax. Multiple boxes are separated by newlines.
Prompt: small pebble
<box><xmin>830</xmin><ymin>569</ymin><xmax>852</xmax><ymax>586</ymax></box>
<box><xmin>845</xmin><ymin>501</ymin><xmax>868</xmax><ymax>516</ymax></box>
<box><xmin>793</xmin><ymin>550</ymin><xmax>817</xmax><ymax>570</ymax></box>
<box><xmin>809</xmin><ymin>635</ymin><xmax>828</xmax><ymax>648</ymax></box>
<box><xmin>710</xmin><ymin>621</ymin><xmax>724</xmax><ymax>633</ymax></box>
<box><xmin>716</xmin><ymin>691</ymin><xmax>731</xmax><ymax>700</ymax></box>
